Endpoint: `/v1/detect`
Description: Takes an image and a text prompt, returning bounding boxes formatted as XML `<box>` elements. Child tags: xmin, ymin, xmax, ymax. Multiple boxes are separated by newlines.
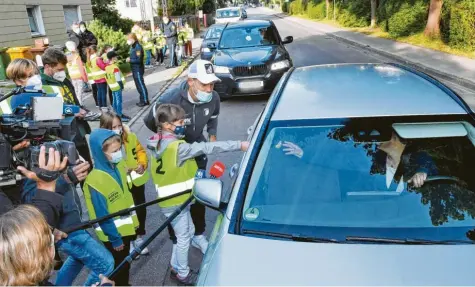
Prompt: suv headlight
<box><xmin>202</xmin><ymin>47</ymin><xmax>211</xmax><ymax>53</ymax></box>
<box><xmin>271</xmin><ymin>60</ymin><xmax>291</xmax><ymax>71</ymax></box>
<box><xmin>214</xmin><ymin>66</ymin><xmax>230</xmax><ymax>74</ymax></box>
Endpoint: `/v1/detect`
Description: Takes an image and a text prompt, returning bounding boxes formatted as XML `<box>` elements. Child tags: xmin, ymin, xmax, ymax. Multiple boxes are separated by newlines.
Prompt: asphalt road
<box><xmin>67</xmin><ymin>8</ymin><xmax>475</xmax><ymax>286</ymax></box>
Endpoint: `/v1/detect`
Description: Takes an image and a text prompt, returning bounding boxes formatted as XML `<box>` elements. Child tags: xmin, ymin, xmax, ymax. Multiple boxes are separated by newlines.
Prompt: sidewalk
<box><xmin>269</xmin><ymin>9</ymin><xmax>475</xmax><ymax>89</ymax></box>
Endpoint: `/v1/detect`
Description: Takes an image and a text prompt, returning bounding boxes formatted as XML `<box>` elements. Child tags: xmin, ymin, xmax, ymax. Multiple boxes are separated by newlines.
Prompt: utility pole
<box><xmin>162</xmin><ymin>0</ymin><xmax>168</xmax><ymax>16</ymax></box>
<box><xmin>150</xmin><ymin>0</ymin><xmax>155</xmax><ymax>31</ymax></box>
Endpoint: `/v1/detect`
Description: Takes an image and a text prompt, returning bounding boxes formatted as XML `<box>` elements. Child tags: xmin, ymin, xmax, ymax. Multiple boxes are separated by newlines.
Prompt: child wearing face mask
<box><xmin>65</xmin><ymin>41</ymin><xmax>88</xmax><ymax>106</ymax></box>
<box><xmin>86</xmin><ymin>45</ymin><xmax>109</xmax><ymax>110</ymax></box>
<box><xmin>147</xmin><ymin>103</ymin><xmax>249</xmax><ymax>285</ymax></box>
<box><xmin>100</xmin><ymin>111</ymin><xmax>150</xmax><ymax>256</ymax></box>
<box><xmin>83</xmin><ymin>128</ymin><xmax>138</xmax><ymax>286</ymax></box>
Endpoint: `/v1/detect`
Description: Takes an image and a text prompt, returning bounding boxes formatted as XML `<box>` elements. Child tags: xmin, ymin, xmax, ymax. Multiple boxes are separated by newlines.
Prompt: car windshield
<box><xmin>216</xmin><ymin>9</ymin><xmax>241</xmax><ymax>18</ymax></box>
<box><xmin>206</xmin><ymin>26</ymin><xmax>224</xmax><ymax>39</ymax></box>
<box><xmin>241</xmin><ymin>119</ymin><xmax>475</xmax><ymax>242</ymax></box>
<box><xmin>219</xmin><ymin>25</ymin><xmax>278</xmax><ymax>49</ymax></box>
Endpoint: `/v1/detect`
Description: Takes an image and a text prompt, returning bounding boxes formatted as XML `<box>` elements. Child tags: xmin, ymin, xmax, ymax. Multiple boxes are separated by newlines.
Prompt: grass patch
<box><xmin>291</xmin><ymin>14</ymin><xmax>475</xmax><ymax>59</ymax></box>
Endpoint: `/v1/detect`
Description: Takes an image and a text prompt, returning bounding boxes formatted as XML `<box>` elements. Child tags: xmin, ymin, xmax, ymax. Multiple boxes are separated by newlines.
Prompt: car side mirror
<box><xmin>193</xmin><ymin>178</ymin><xmax>224</xmax><ymax>210</ymax></box>
<box><xmin>207</xmin><ymin>43</ymin><xmax>217</xmax><ymax>50</ymax></box>
<box><xmin>247</xmin><ymin>125</ymin><xmax>254</xmax><ymax>136</ymax></box>
<box><xmin>229</xmin><ymin>163</ymin><xmax>239</xmax><ymax>179</ymax></box>
<box><xmin>282</xmin><ymin>36</ymin><xmax>294</xmax><ymax>44</ymax></box>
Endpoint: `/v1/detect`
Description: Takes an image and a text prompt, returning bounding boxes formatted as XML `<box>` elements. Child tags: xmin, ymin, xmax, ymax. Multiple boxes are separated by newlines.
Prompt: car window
<box><xmin>206</xmin><ymin>26</ymin><xmax>224</xmax><ymax>39</ymax></box>
<box><xmin>216</xmin><ymin>9</ymin><xmax>241</xmax><ymax>18</ymax></box>
<box><xmin>241</xmin><ymin>119</ymin><xmax>475</xmax><ymax>242</ymax></box>
<box><xmin>219</xmin><ymin>26</ymin><xmax>278</xmax><ymax>49</ymax></box>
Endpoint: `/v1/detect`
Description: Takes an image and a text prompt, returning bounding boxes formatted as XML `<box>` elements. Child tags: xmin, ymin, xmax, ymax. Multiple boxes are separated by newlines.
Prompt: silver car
<box><xmin>194</xmin><ymin>63</ymin><xmax>475</xmax><ymax>285</ymax></box>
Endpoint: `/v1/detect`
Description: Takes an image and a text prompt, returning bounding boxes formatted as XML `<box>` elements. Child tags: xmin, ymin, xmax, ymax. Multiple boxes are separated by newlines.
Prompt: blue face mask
<box><xmin>193</xmin><ymin>82</ymin><xmax>213</xmax><ymax>103</ymax></box>
<box><xmin>109</xmin><ymin>150</ymin><xmax>123</xmax><ymax>164</ymax></box>
<box><xmin>173</xmin><ymin>125</ymin><xmax>186</xmax><ymax>138</ymax></box>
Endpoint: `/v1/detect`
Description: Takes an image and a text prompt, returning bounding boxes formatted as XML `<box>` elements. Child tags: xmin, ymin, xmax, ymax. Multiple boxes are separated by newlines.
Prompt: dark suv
<box><xmin>209</xmin><ymin>20</ymin><xmax>293</xmax><ymax>99</ymax></box>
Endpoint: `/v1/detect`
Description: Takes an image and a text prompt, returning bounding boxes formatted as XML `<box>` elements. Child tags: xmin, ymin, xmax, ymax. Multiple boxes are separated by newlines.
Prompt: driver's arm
<box><xmin>408</xmin><ymin>151</ymin><xmax>438</xmax><ymax>188</ymax></box>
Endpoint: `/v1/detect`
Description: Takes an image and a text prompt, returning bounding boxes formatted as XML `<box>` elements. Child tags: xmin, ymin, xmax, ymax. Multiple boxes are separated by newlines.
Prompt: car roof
<box><xmin>225</xmin><ymin>20</ymin><xmax>272</xmax><ymax>28</ymax></box>
<box><xmin>217</xmin><ymin>7</ymin><xmax>241</xmax><ymax>11</ymax></box>
<box><xmin>271</xmin><ymin>63</ymin><xmax>467</xmax><ymax>121</ymax></box>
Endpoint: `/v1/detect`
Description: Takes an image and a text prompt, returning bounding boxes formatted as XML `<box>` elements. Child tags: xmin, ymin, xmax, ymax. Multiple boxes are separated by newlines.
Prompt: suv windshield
<box><xmin>219</xmin><ymin>25</ymin><xmax>278</xmax><ymax>49</ymax></box>
<box><xmin>206</xmin><ymin>26</ymin><xmax>224</xmax><ymax>39</ymax></box>
<box><xmin>216</xmin><ymin>9</ymin><xmax>241</xmax><ymax>18</ymax></box>
<box><xmin>241</xmin><ymin>119</ymin><xmax>475</xmax><ymax>242</ymax></box>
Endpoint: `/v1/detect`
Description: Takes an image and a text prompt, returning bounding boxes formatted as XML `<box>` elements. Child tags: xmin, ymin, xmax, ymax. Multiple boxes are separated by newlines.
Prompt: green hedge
<box><xmin>448</xmin><ymin>1</ymin><xmax>475</xmax><ymax>51</ymax></box>
<box><xmin>87</xmin><ymin>20</ymin><xmax>129</xmax><ymax>60</ymax></box>
<box><xmin>387</xmin><ymin>1</ymin><xmax>427</xmax><ymax>37</ymax></box>
<box><xmin>307</xmin><ymin>1</ymin><xmax>326</xmax><ymax>20</ymax></box>
<box><xmin>289</xmin><ymin>0</ymin><xmax>306</xmax><ymax>15</ymax></box>
<box><xmin>336</xmin><ymin>0</ymin><xmax>371</xmax><ymax>27</ymax></box>
<box><xmin>282</xmin><ymin>1</ymin><xmax>289</xmax><ymax>12</ymax></box>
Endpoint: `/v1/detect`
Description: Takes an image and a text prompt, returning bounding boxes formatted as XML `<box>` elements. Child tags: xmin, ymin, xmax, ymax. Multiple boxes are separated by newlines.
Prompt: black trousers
<box><xmin>130</xmin><ymin>184</ymin><xmax>147</xmax><ymax>236</ymax></box>
<box><xmin>156</xmin><ymin>48</ymin><xmax>164</xmax><ymax>64</ymax></box>
<box><xmin>91</xmin><ymin>83</ymin><xmax>98</xmax><ymax>106</ymax></box>
<box><xmin>167</xmin><ymin>154</ymin><xmax>207</xmax><ymax>243</ymax></box>
<box><xmin>104</xmin><ymin>236</ymin><xmax>134</xmax><ymax>287</ymax></box>
<box><xmin>131</xmin><ymin>67</ymin><xmax>149</xmax><ymax>104</ymax></box>
<box><xmin>108</xmin><ymin>85</ymin><xmax>113</xmax><ymax>107</ymax></box>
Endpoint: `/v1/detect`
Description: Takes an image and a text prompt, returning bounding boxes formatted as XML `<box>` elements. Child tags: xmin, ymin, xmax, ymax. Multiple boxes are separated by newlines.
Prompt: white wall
<box><xmin>115</xmin><ymin>0</ymin><xmax>158</xmax><ymax>22</ymax></box>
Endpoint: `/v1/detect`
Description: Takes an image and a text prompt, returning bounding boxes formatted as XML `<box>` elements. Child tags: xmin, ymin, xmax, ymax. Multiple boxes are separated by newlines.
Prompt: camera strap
<box><xmin>33</xmin><ymin>167</ymin><xmax>61</xmax><ymax>182</ymax></box>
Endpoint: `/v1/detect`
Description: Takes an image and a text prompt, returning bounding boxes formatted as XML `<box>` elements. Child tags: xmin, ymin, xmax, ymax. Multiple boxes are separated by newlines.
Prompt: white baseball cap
<box><xmin>188</xmin><ymin>59</ymin><xmax>221</xmax><ymax>84</ymax></box>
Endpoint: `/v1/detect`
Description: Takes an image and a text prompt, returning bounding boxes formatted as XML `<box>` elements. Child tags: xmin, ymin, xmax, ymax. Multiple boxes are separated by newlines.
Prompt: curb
<box><xmin>273</xmin><ymin>12</ymin><xmax>475</xmax><ymax>91</ymax></box>
<box><xmin>128</xmin><ymin>52</ymin><xmax>201</xmax><ymax>127</ymax></box>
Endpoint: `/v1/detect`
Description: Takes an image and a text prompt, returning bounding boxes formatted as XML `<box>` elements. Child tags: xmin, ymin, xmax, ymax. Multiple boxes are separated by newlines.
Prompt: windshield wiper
<box><xmin>345</xmin><ymin>236</ymin><xmax>475</xmax><ymax>245</ymax></box>
<box><xmin>242</xmin><ymin>229</ymin><xmax>341</xmax><ymax>243</ymax></box>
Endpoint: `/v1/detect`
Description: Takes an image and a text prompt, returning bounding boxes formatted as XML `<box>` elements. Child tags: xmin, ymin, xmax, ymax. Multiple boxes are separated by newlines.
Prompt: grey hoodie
<box><xmin>147</xmin><ymin>132</ymin><xmax>241</xmax><ymax>167</ymax></box>
<box><xmin>144</xmin><ymin>80</ymin><xmax>220</xmax><ymax>144</ymax></box>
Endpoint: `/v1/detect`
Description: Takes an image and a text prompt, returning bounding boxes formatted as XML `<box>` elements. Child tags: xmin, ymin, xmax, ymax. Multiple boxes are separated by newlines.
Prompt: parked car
<box><xmin>200</xmin><ymin>24</ymin><xmax>226</xmax><ymax>61</ymax></box>
<box><xmin>193</xmin><ymin>63</ymin><xmax>475</xmax><ymax>285</ymax></box>
<box><xmin>215</xmin><ymin>7</ymin><xmax>243</xmax><ymax>24</ymax></box>
<box><xmin>210</xmin><ymin>20</ymin><xmax>293</xmax><ymax>99</ymax></box>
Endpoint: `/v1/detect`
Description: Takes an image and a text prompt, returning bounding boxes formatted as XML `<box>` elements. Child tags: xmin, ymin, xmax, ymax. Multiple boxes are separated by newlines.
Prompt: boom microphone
<box><xmin>209</xmin><ymin>161</ymin><xmax>225</xmax><ymax>178</ymax></box>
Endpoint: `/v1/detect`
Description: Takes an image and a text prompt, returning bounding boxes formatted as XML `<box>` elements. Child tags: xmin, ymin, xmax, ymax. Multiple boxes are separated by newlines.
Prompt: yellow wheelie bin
<box><xmin>6</xmin><ymin>46</ymin><xmax>33</xmax><ymax>60</ymax></box>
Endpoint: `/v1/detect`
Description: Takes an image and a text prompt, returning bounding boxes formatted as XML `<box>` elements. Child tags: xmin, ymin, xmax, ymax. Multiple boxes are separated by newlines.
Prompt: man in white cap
<box><xmin>144</xmin><ymin>59</ymin><xmax>220</xmax><ymax>257</ymax></box>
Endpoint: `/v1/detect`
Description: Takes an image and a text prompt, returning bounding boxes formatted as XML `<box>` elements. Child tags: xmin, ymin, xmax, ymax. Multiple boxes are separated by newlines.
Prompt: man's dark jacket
<box><xmin>163</xmin><ymin>20</ymin><xmax>178</xmax><ymax>45</ymax></box>
<box><xmin>79</xmin><ymin>21</ymin><xmax>98</xmax><ymax>47</ymax></box>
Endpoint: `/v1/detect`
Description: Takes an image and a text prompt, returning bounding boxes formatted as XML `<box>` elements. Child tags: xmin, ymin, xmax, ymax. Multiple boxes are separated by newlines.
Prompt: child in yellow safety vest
<box><xmin>142</xmin><ymin>33</ymin><xmax>154</xmax><ymax>67</ymax></box>
<box><xmin>104</xmin><ymin>51</ymin><xmax>131</xmax><ymax>121</ymax></box>
<box><xmin>146</xmin><ymin>103</ymin><xmax>249</xmax><ymax>285</ymax></box>
<box><xmin>86</xmin><ymin>45</ymin><xmax>108</xmax><ymax>110</ymax></box>
<box><xmin>83</xmin><ymin>128</ymin><xmax>139</xmax><ymax>286</ymax></box>
<box><xmin>65</xmin><ymin>41</ymin><xmax>88</xmax><ymax>106</ymax></box>
<box><xmin>154</xmin><ymin>33</ymin><xmax>166</xmax><ymax>66</ymax></box>
<box><xmin>100</xmin><ymin>111</ymin><xmax>151</xmax><ymax>256</ymax></box>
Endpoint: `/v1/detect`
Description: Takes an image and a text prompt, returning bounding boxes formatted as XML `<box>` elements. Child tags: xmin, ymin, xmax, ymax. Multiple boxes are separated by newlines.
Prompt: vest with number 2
<box><xmin>124</xmin><ymin>132</ymin><xmax>150</xmax><ymax>187</ymax></box>
<box><xmin>151</xmin><ymin>140</ymin><xmax>197</xmax><ymax>208</ymax></box>
<box><xmin>83</xmin><ymin>164</ymin><xmax>139</xmax><ymax>242</ymax></box>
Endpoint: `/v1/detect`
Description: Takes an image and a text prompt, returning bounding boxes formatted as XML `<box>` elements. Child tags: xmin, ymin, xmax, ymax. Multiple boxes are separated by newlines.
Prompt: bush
<box><xmin>87</xmin><ymin>20</ymin><xmax>129</xmax><ymax>60</ymax></box>
<box><xmin>448</xmin><ymin>1</ymin><xmax>475</xmax><ymax>51</ymax></box>
<box><xmin>289</xmin><ymin>0</ymin><xmax>306</xmax><ymax>15</ymax></box>
<box><xmin>387</xmin><ymin>1</ymin><xmax>427</xmax><ymax>37</ymax></box>
<box><xmin>91</xmin><ymin>0</ymin><xmax>134</xmax><ymax>33</ymax></box>
<box><xmin>282</xmin><ymin>1</ymin><xmax>289</xmax><ymax>12</ymax></box>
<box><xmin>337</xmin><ymin>0</ymin><xmax>371</xmax><ymax>27</ymax></box>
<box><xmin>307</xmin><ymin>1</ymin><xmax>326</xmax><ymax>20</ymax></box>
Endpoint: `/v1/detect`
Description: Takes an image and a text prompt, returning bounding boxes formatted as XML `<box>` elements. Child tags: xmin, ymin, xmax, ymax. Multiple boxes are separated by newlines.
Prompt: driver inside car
<box><xmin>278</xmin><ymin>131</ymin><xmax>438</xmax><ymax>189</ymax></box>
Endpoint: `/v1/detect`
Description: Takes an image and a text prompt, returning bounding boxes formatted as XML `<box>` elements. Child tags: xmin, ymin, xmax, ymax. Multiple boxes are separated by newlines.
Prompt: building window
<box><xmin>63</xmin><ymin>6</ymin><xmax>82</xmax><ymax>30</ymax></box>
<box><xmin>125</xmin><ymin>0</ymin><xmax>137</xmax><ymax>7</ymax></box>
<box><xmin>26</xmin><ymin>5</ymin><xmax>45</xmax><ymax>36</ymax></box>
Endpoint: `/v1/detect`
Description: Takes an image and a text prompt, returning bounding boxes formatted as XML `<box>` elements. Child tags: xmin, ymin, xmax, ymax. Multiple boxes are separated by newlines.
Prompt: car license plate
<box><xmin>239</xmin><ymin>81</ymin><xmax>264</xmax><ymax>89</ymax></box>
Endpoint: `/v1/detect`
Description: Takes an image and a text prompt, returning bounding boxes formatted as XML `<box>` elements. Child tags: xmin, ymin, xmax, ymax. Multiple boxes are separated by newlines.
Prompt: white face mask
<box><xmin>73</xmin><ymin>28</ymin><xmax>80</xmax><ymax>34</ymax></box>
<box><xmin>113</xmin><ymin>128</ymin><xmax>123</xmax><ymax>135</ymax></box>
<box><xmin>26</xmin><ymin>74</ymin><xmax>42</xmax><ymax>89</ymax></box>
<box><xmin>109</xmin><ymin>150</ymin><xmax>123</xmax><ymax>164</ymax></box>
<box><xmin>127</xmin><ymin>40</ymin><xmax>134</xmax><ymax>46</ymax></box>
<box><xmin>53</xmin><ymin>70</ymin><xmax>67</xmax><ymax>82</ymax></box>
<box><xmin>80</xmin><ymin>26</ymin><xmax>86</xmax><ymax>33</ymax></box>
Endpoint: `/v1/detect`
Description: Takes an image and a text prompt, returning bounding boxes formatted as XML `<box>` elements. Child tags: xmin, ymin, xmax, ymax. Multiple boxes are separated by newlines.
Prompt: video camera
<box><xmin>0</xmin><ymin>87</ymin><xmax>79</xmax><ymax>186</ymax></box>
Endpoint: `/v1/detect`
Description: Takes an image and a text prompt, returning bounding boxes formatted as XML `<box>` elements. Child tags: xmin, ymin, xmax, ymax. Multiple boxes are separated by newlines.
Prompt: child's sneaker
<box><xmin>170</xmin><ymin>270</ymin><xmax>198</xmax><ymax>286</ymax></box>
<box><xmin>134</xmin><ymin>237</ymin><xmax>150</xmax><ymax>255</ymax></box>
<box><xmin>191</xmin><ymin>235</ymin><xmax>208</xmax><ymax>254</ymax></box>
<box><xmin>129</xmin><ymin>241</ymin><xmax>140</xmax><ymax>260</ymax></box>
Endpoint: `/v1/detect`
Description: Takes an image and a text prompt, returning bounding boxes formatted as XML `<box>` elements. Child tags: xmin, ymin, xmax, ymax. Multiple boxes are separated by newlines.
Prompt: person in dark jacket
<box><xmin>162</xmin><ymin>15</ymin><xmax>178</xmax><ymax>68</ymax></box>
<box><xmin>79</xmin><ymin>21</ymin><xmax>98</xmax><ymax>48</ymax></box>
<box><xmin>126</xmin><ymin>33</ymin><xmax>150</xmax><ymax>107</ymax></box>
<box><xmin>144</xmin><ymin>59</ymin><xmax>221</xmax><ymax>256</ymax></box>
<box><xmin>67</xmin><ymin>23</ymin><xmax>87</xmax><ymax>63</ymax></box>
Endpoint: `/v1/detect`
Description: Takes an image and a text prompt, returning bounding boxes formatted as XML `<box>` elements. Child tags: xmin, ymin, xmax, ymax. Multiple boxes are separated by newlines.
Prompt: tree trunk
<box><xmin>326</xmin><ymin>0</ymin><xmax>330</xmax><ymax>19</ymax></box>
<box><xmin>370</xmin><ymin>0</ymin><xmax>377</xmax><ymax>28</ymax></box>
<box><xmin>424</xmin><ymin>0</ymin><xmax>443</xmax><ymax>37</ymax></box>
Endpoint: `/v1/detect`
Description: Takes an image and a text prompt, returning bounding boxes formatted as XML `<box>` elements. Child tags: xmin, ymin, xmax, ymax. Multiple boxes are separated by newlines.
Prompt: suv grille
<box><xmin>233</xmin><ymin>64</ymin><xmax>268</xmax><ymax>77</ymax></box>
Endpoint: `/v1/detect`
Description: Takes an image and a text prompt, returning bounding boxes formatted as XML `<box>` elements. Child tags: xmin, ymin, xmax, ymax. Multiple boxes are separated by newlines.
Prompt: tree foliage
<box><xmin>87</xmin><ymin>20</ymin><xmax>129</xmax><ymax>60</ymax></box>
<box><xmin>91</xmin><ymin>0</ymin><xmax>134</xmax><ymax>33</ymax></box>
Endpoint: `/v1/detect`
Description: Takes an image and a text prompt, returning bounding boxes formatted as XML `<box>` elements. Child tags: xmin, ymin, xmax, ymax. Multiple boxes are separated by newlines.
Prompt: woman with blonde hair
<box><xmin>0</xmin><ymin>205</ymin><xmax>55</xmax><ymax>286</ymax></box>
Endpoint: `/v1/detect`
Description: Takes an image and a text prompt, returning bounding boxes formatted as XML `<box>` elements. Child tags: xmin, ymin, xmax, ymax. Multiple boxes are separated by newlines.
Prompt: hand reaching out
<box><xmin>281</xmin><ymin>141</ymin><xmax>304</xmax><ymax>158</ymax></box>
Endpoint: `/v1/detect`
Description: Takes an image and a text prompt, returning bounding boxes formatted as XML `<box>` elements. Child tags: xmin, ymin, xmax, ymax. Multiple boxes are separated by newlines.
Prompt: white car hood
<box><xmin>200</xmin><ymin>234</ymin><xmax>475</xmax><ymax>285</ymax></box>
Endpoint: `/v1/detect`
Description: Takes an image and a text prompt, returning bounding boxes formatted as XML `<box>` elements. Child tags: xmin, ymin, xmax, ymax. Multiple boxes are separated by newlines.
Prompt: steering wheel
<box><xmin>424</xmin><ymin>176</ymin><xmax>464</xmax><ymax>184</ymax></box>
